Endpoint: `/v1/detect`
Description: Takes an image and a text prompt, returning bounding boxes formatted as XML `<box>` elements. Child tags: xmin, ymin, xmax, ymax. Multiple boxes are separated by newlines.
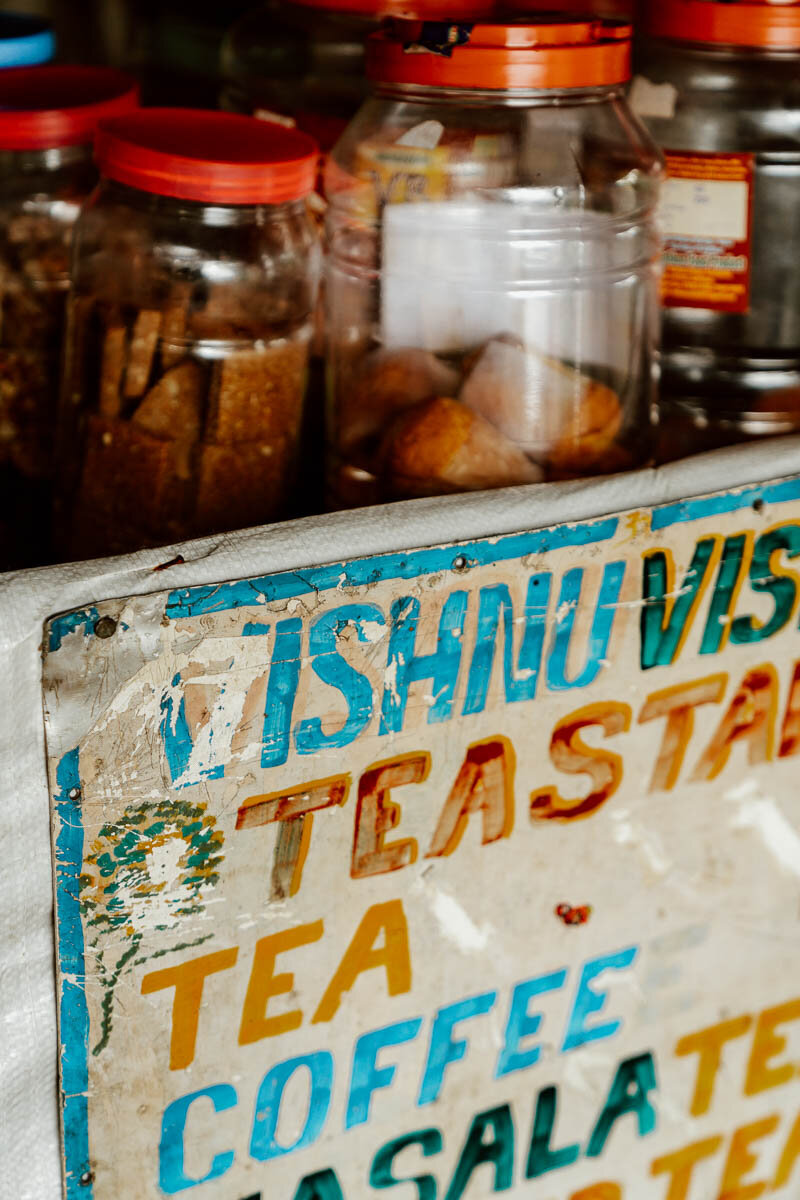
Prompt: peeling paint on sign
<box><xmin>44</xmin><ymin>479</ymin><xmax>800</xmax><ymax>1200</ymax></box>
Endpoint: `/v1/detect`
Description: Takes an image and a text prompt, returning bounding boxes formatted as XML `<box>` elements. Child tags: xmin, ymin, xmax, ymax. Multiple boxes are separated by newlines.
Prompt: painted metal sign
<box><xmin>44</xmin><ymin>477</ymin><xmax>800</xmax><ymax>1200</ymax></box>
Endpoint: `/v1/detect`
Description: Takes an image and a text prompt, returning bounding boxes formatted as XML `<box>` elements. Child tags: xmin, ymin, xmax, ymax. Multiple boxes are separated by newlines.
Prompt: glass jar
<box><xmin>59</xmin><ymin>109</ymin><xmax>320</xmax><ymax>561</ymax></box>
<box><xmin>325</xmin><ymin>17</ymin><xmax>663</xmax><ymax>507</ymax></box>
<box><xmin>221</xmin><ymin>1</ymin><xmax>381</xmax><ymax>152</ymax></box>
<box><xmin>0</xmin><ymin>66</ymin><xmax>138</xmax><ymax>570</ymax></box>
<box><xmin>634</xmin><ymin>0</ymin><xmax>800</xmax><ymax>455</ymax></box>
<box><xmin>0</xmin><ymin>14</ymin><xmax>54</xmax><ymax>69</ymax></box>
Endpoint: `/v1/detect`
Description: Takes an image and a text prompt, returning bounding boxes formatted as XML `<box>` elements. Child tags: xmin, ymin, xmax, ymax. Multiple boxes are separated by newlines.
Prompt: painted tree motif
<box><xmin>79</xmin><ymin>796</ymin><xmax>225</xmax><ymax>1055</ymax></box>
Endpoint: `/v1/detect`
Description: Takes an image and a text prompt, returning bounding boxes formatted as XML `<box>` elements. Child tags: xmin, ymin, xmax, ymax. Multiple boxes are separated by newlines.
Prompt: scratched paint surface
<box><xmin>44</xmin><ymin>481</ymin><xmax>800</xmax><ymax>1200</ymax></box>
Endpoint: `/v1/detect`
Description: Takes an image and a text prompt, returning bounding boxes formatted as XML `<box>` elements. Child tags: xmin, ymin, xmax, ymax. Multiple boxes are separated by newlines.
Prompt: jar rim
<box><xmin>367</xmin><ymin>17</ymin><xmax>632</xmax><ymax>90</ymax></box>
<box><xmin>95</xmin><ymin>109</ymin><xmax>319</xmax><ymax>206</ymax></box>
<box><xmin>645</xmin><ymin>0</ymin><xmax>800</xmax><ymax>50</ymax></box>
<box><xmin>0</xmin><ymin>66</ymin><xmax>139</xmax><ymax>151</ymax></box>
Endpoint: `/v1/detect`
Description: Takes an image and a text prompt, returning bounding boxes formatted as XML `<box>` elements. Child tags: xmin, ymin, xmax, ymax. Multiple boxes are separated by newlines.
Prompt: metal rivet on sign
<box><xmin>94</xmin><ymin>616</ymin><xmax>117</xmax><ymax>639</ymax></box>
<box><xmin>68</xmin><ymin>787</ymin><xmax>81</xmax><ymax>802</ymax></box>
<box><xmin>452</xmin><ymin>555</ymin><xmax>469</xmax><ymax>572</ymax></box>
<box><xmin>752</xmin><ymin>498</ymin><xmax>765</xmax><ymax>514</ymax></box>
<box><xmin>79</xmin><ymin>1170</ymin><xmax>94</xmax><ymax>1186</ymax></box>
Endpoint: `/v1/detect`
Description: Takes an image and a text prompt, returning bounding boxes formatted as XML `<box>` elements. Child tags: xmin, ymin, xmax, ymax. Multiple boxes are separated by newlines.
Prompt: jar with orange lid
<box><xmin>0</xmin><ymin>66</ymin><xmax>139</xmax><ymax>570</ymax></box>
<box><xmin>58</xmin><ymin>110</ymin><xmax>320</xmax><ymax>560</ymax></box>
<box><xmin>324</xmin><ymin>17</ymin><xmax>663</xmax><ymax>507</ymax></box>
<box><xmin>634</xmin><ymin>1</ymin><xmax>800</xmax><ymax>456</ymax></box>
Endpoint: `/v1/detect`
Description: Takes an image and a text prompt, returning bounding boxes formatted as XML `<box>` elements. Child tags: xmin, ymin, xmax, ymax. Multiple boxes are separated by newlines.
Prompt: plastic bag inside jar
<box><xmin>331</xmin><ymin>200</ymin><xmax>641</xmax><ymax>502</ymax></box>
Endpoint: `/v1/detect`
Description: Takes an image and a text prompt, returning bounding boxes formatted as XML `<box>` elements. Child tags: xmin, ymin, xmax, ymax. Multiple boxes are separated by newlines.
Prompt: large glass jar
<box><xmin>634</xmin><ymin>1</ymin><xmax>800</xmax><ymax>455</ymax></box>
<box><xmin>0</xmin><ymin>13</ymin><xmax>54</xmax><ymax>69</ymax></box>
<box><xmin>0</xmin><ymin>66</ymin><xmax>138</xmax><ymax>570</ymax></box>
<box><xmin>59</xmin><ymin>109</ymin><xmax>320</xmax><ymax>560</ymax></box>
<box><xmin>325</xmin><ymin>17</ymin><xmax>663</xmax><ymax>508</ymax></box>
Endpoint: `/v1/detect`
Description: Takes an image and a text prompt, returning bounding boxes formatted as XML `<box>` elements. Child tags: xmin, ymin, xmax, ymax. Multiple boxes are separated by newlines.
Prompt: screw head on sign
<box><xmin>94</xmin><ymin>616</ymin><xmax>117</xmax><ymax>639</ymax></box>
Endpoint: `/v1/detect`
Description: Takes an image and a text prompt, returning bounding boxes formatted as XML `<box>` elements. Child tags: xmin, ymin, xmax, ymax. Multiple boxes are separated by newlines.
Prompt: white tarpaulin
<box><xmin>4</xmin><ymin>439</ymin><xmax>800</xmax><ymax>1199</ymax></box>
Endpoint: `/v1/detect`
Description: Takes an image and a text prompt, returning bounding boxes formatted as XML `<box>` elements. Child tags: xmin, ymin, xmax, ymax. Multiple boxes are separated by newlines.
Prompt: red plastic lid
<box><xmin>646</xmin><ymin>0</ymin><xmax>800</xmax><ymax>49</ymax></box>
<box><xmin>288</xmin><ymin>0</ymin><xmax>498</xmax><ymax>14</ymax></box>
<box><xmin>368</xmin><ymin>17</ymin><xmax>631</xmax><ymax>89</ymax></box>
<box><xmin>0</xmin><ymin>66</ymin><xmax>139</xmax><ymax>151</ymax></box>
<box><xmin>95</xmin><ymin>109</ymin><xmax>319</xmax><ymax>205</ymax></box>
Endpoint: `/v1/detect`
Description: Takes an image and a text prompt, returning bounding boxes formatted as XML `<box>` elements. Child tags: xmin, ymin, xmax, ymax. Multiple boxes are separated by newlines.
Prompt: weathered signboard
<box><xmin>43</xmin><ymin>476</ymin><xmax>800</xmax><ymax>1200</ymax></box>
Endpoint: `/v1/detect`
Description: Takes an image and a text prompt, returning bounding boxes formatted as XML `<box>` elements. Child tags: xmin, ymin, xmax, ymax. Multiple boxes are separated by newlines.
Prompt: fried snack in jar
<box><xmin>58</xmin><ymin>109</ymin><xmax>319</xmax><ymax>560</ymax></box>
<box><xmin>0</xmin><ymin>66</ymin><xmax>138</xmax><ymax>569</ymax></box>
<box><xmin>325</xmin><ymin>17</ymin><xmax>662</xmax><ymax>506</ymax></box>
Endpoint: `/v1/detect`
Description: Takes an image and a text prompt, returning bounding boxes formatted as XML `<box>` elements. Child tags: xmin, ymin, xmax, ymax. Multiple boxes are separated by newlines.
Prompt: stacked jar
<box><xmin>0</xmin><ymin>66</ymin><xmax>138</xmax><ymax>569</ymax></box>
<box><xmin>58</xmin><ymin>110</ymin><xmax>320</xmax><ymax>560</ymax></box>
<box><xmin>324</xmin><ymin>16</ymin><xmax>664</xmax><ymax>507</ymax></box>
<box><xmin>634</xmin><ymin>0</ymin><xmax>800</xmax><ymax>457</ymax></box>
<box><xmin>0</xmin><ymin>13</ymin><xmax>54</xmax><ymax>69</ymax></box>
<box><xmin>221</xmin><ymin>1</ymin><xmax>500</xmax><ymax>149</ymax></box>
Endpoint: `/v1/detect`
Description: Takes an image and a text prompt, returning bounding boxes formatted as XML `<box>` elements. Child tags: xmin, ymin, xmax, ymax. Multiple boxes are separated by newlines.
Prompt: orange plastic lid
<box><xmin>289</xmin><ymin>0</ymin><xmax>498</xmax><ymax>14</ymax></box>
<box><xmin>367</xmin><ymin>17</ymin><xmax>631</xmax><ymax>89</ymax></box>
<box><xmin>646</xmin><ymin>0</ymin><xmax>800</xmax><ymax>49</ymax></box>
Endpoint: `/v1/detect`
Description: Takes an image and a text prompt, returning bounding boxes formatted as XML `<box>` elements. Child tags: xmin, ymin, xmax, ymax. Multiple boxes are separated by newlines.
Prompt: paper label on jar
<box><xmin>660</xmin><ymin>151</ymin><xmax>754</xmax><ymax>313</ymax></box>
<box><xmin>352</xmin><ymin>130</ymin><xmax>514</xmax><ymax>217</ymax></box>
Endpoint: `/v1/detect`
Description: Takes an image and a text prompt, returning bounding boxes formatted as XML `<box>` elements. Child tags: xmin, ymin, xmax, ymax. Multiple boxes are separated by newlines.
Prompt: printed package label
<box><xmin>44</xmin><ymin>477</ymin><xmax>800</xmax><ymax>1200</ymax></box>
<box><xmin>660</xmin><ymin>151</ymin><xmax>754</xmax><ymax>314</ymax></box>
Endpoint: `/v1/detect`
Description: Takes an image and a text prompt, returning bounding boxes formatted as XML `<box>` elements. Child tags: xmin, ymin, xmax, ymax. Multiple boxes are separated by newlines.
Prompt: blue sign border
<box><xmin>49</xmin><ymin>475</ymin><xmax>800</xmax><ymax>1197</ymax></box>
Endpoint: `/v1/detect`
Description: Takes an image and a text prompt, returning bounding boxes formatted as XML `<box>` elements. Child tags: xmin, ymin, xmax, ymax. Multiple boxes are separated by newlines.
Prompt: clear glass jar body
<box><xmin>0</xmin><ymin>143</ymin><xmax>94</xmax><ymax>568</ymax></box>
<box><xmin>325</xmin><ymin>82</ymin><xmax>663</xmax><ymax>507</ymax></box>
<box><xmin>636</xmin><ymin>38</ymin><xmax>800</xmax><ymax>449</ymax></box>
<box><xmin>59</xmin><ymin>179</ymin><xmax>320</xmax><ymax>560</ymax></box>
<box><xmin>220</xmin><ymin>3</ymin><xmax>376</xmax><ymax>150</ymax></box>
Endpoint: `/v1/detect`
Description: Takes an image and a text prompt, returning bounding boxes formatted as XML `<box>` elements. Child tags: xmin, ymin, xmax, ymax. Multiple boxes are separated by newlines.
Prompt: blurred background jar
<box><xmin>221</xmin><ymin>1</ymin><xmax>500</xmax><ymax>149</ymax></box>
<box><xmin>58</xmin><ymin>109</ymin><xmax>320</xmax><ymax>561</ymax></box>
<box><xmin>0</xmin><ymin>12</ymin><xmax>54</xmax><ymax>67</ymax></box>
<box><xmin>634</xmin><ymin>0</ymin><xmax>800</xmax><ymax>459</ymax></box>
<box><xmin>0</xmin><ymin>65</ymin><xmax>138</xmax><ymax>570</ymax></box>
<box><xmin>325</xmin><ymin>16</ymin><xmax>663</xmax><ymax>508</ymax></box>
<box><xmin>221</xmin><ymin>0</ymin><xmax>383</xmax><ymax>153</ymax></box>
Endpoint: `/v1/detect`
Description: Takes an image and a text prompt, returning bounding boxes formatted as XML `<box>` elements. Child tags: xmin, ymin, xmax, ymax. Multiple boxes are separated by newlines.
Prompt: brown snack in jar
<box><xmin>131</xmin><ymin>360</ymin><xmax>205</xmax><ymax>444</ymax></box>
<box><xmin>339</xmin><ymin>346</ymin><xmax>460</xmax><ymax>456</ymax></box>
<box><xmin>123</xmin><ymin>309</ymin><xmax>162</xmax><ymax>398</ymax></box>
<box><xmin>460</xmin><ymin>336</ymin><xmax>622</xmax><ymax>474</ymax></box>
<box><xmin>207</xmin><ymin>339</ymin><xmax>308</xmax><ymax>445</ymax></box>
<box><xmin>99</xmin><ymin>324</ymin><xmax>127</xmax><ymax>417</ymax></box>
<box><xmin>195</xmin><ymin>438</ymin><xmax>293</xmax><ymax>534</ymax></box>
<box><xmin>160</xmin><ymin>282</ymin><xmax>194</xmax><ymax>368</ymax></box>
<box><xmin>0</xmin><ymin>348</ymin><xmax>51</xmax><ymax>476</ymax></box>
<box><xmin>546</xmin><ymin>378</ymin><xmax>622</xmax><ymax>474</ymax></box>
<box><xmin>70</xmin><ymin>414</ymin><xmax>194</xmax><ymax>557</ymax></box>
<box><xmin>382</xmin><ymin>395</ymin><xmax>543</xmax><ymax>498</ymax></box>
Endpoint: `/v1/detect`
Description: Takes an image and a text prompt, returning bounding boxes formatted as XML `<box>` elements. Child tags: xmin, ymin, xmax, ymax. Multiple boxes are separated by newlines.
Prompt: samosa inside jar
<box><xmin>59</xmin><ymin>110</ymin><xmax>320</xmax><ymax>561</ymax></box>
<box><xmin>324</xmin><ymin>17</ymin><xmax>663</xmax><ymax>507</ymax></box>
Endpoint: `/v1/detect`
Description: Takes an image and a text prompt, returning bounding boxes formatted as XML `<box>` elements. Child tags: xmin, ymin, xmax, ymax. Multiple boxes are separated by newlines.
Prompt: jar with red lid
<box><xmin>58</xmin><ymin>109</ymin><xmax>320</xmax><ymax>560</ymax></box>
<box><xmin>324</xmin><ymin>17</ymin><xmax>663</xmax><ymax>507</ymax></box>
<box><xmin>634</xmin><ymin>1</ymin><xmax>800</xmax><ymax>457</ymax></box>
<box><xmin>0</xmin><ymin>66</ymin><xmax>138</xmax><ymax>570</ymax></box>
